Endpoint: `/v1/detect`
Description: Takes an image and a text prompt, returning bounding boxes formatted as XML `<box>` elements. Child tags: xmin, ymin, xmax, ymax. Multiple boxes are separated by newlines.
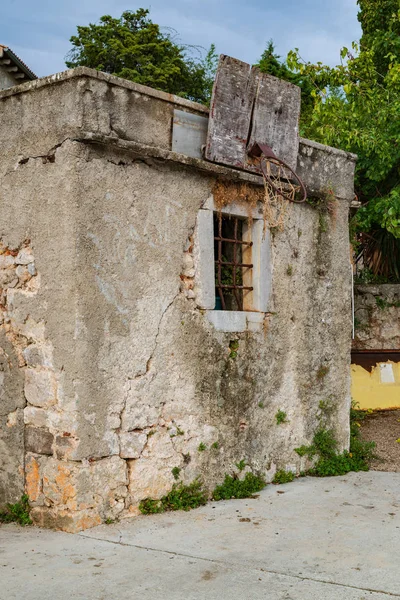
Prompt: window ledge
<box><xmin>206</xmin><ymin>310</ymin><xmax>264</xmax><ymax>332</ymax></box>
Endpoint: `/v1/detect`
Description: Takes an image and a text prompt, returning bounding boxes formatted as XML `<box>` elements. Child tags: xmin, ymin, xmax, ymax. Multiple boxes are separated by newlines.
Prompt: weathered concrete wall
<box><xmin>0</xmin><ymin>329</ymin><xmax>25</xmax><ymax>504</ymax></box>
<box><xmin>0</xmin><ymin>68</ymin><xmax>208</xmax><ymax>177</ymax></box>
<box><xmin>0</xmin><ymin>69</ymin><xmax>355</xmax><ymax>530</ymax></box>
<box><xmin>297</xmin><ymin>138</ymin><xmax>356</xmax><ymax>201</ymax></box>
<box><xmin>353</xmin><ymin>285</ymin><xmax>400</xmax><ymax>349</ymax></box>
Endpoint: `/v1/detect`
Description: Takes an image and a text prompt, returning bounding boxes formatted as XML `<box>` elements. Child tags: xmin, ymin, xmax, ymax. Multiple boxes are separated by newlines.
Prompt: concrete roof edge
<box><xmin>0</xmin><ymin>65</ymin><xmax>356</xmax><ymax>166</ymax></box>
<box><xmin>74</xmin><ymin>132</ymin><xmax>353</xmax><ymax>202</ymax></box>
<box><xmin>300</xmin><ymin>136</ymin><xmax>358</xmax><ymax>162</ymax></box>
<box><xmin>0</xmin><ymin>66</ymin><xmax>209</xmax><ymax>114</ymax></box>
<box><xmin>76</xmin><ymin>131</ymin><xmax>264</xmax><ymax>185</ymax></box>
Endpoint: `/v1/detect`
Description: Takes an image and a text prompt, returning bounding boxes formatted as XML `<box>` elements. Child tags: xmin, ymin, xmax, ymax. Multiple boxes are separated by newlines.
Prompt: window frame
<box><xmin>193</xmin><ymin>196</ymin><xmax>272</xmax><ymax>332</ymax></box>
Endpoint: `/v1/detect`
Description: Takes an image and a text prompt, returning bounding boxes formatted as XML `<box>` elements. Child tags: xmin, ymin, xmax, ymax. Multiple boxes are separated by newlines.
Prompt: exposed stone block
<box><xmin>13</xmin><ymin>316</ymin><xmax>46</xmax><ymax>343</ymax></box>
<box><xmin>25</xmin><ymin>426</ymin><xmax>54</xmax><ymax>455</ymax></box>
<box><xmin>128</xmin><ymin>458</ymin><xmax>175</xmax><ymax>505</ymax></box>
<box><xmin>23</xmin><ymin>344</ymin><xmax>52</xmax><ymax>368</ymax></box>
<box><xmin>54</xmin><ymin>435</ymin><xmax>79</xmax><ymax>460</ymax></box>
<box><xmin>6</xmin><ymin>409</ymin><xmax>19</xmax><ymax>428</ymax></box>
<box><xmin>41</xmin><ymin>460</ymin><xmax>78</xmax><ymax>510</ymax></box>
<box><xmin>119</xmin><ymin>432</ymin><xmax>147</xmax><ymax>458</ymax></box>
<box><xmin>0</xmin><ymin>254</ymin><xmax>15</xmax><ymax>268</ymax></box>
<box><xmin>142</xmin><ymin>430</ymin><xmax>176</xmax><ymax>460</ymax></box>
<box><xmin>35</xmin><ymin>456</ymin><xmax>128</xmax><ymax>526</ymax></box>
<box><xmin>15</xmin><ymin>247</ymin><xmax>34</xmax><ymax>265</ymax></box>
<box><xmin>30</xmin><ymin>506</ymin><xmax>102</xmax><ymax>534</ymax></box>
<box><xmin>25</xmin><ymin>454</ymin><xmax>45</xmax><ymax>503</ymax></box>
<box><xmin>181</xmin><ymin>252</ymin><xmax>194</xmax><ymax>275</ymax></box>
<box><xmin>47</xmin><ymin>409</ymin><xmax>79</xmax><ymax>437</ymax></box>
<box><xmin>23</xmin><ymin>406</ymin><xmax>48</xmax><ymax>428</ymax></box>
<box><xmin>121</xmin><ymin>401</ymin><xmax>160</xmax><ymax>431</ymax></box>
<box><xmin>0</xmin><ymin>269</ymin><xmax>17</xmax><ymax>286</ymax></box>
<box><xmin>24</xmin><ymin>368</ymin><xmax>57</xmax><ymax>407</ymax></box>
<box><xmin>15</xmin><ymin>265</ymin><xmax>31</xmax><ymax>283</ymax></box>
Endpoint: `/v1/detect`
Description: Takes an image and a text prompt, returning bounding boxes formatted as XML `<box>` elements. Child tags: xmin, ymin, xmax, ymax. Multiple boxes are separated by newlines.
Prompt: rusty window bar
<box><xmin>213</xmin><ymin>237</ymin><xmax>253</xmax><ymax>244</ymax></box>
<box><xmin>233</xmin><ymin>218</ymin><xmax>239</xmax><ymax>309</ymax></box>
<box><xmin>215</xmin><ymin>215</ymin><xmax>253</xmax><ymax>311</ymax></box>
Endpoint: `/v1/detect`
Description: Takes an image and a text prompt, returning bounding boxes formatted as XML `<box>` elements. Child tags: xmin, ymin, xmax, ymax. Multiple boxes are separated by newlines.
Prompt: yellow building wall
<box><xmin>351</xmin><ymin>361</ymin><xmax>400</xmax><ymax>410</ymax></box>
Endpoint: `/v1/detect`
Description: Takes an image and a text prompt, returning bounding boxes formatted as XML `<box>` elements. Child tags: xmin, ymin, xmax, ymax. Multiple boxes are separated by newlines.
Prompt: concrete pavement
<box><xmin>2</xmin><ymin>471</ymin><xmax>400</xmax><ymax>599</ymax></box>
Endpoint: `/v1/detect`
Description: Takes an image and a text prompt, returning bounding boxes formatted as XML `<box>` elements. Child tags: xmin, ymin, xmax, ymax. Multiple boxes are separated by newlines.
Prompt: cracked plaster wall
<box><xmin>0</xmin><ymin>69</ymin><xmax>354</xmax><ymax>532</ymax></box>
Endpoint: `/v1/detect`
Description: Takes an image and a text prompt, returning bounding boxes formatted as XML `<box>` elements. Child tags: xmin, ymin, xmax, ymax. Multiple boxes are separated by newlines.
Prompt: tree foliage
<box><xmin>358</xmin><ymin>0</ymin><xmax>400</xmax><ymax>75</ymax></box>
<box><xmin>66</xmin><ymin>8</ymin><xmax>218</xmax><ymax>104</ymax></box>
<box><xmin>283</xmin><ymin>0</ymin><xmax>400</xmax><ymax>282</ymax></box>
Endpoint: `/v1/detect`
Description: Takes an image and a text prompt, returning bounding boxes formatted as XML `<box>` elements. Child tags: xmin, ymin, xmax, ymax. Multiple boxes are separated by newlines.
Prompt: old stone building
<box><xmin>0</xmin><ymin>45</ymin><xmax>36</xmax><ymax>90</ymax></box>
<box><xmin>0</xmin><ymin>65</ymin><xmax>356</xmax><ymax>532</ymax></box>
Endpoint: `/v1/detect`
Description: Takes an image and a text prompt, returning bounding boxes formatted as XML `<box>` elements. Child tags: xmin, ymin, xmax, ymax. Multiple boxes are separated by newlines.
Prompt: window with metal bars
<box><xmin>213</xmin><ymin>214</ymin><xmax>253</xmax><ymax>311</ymax></box>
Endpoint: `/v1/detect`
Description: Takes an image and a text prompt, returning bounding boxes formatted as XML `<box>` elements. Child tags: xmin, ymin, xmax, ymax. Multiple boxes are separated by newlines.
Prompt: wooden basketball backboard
<box><xmin>205</xmin><ymin>55</ymin><xmax>301</xmax><ymax>174</ymax></box>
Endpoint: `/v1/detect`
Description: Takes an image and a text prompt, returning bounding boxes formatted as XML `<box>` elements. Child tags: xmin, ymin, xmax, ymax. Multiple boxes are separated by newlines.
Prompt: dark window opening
<box><xmin>213</xmin><ymin>213</ymin><xmax>253</xmax><ymax>311</ymax></box>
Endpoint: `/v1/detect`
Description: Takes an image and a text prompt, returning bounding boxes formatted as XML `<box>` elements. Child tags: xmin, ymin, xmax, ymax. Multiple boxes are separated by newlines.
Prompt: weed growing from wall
<box><xmin>316</xmin><ymin>365</ymin><xmax>329</xmax><ymax>380</ymax></box>
<box><xmin>139</xmin><ymin>479</ymin><xmax>208</xmax><ymax>514</ymax></box>
<box><xmin>235</xmin><ymin>459</ymin><xmax>247</xmax><ymax>471</ymax></box>
<box><xmin>294</xmin><ymin>403</ymin><xmax>376</xmax><ymax>477</ymax></box>
<box><xmin>275</xmin><ymin>410</ymin><xmax>288</xmax><ymax>425</ymax></box>
<box><xmin>319</xmin><ymin>212</ymin><xmax>328</xmax><ymax>233</ymax></box>
<box><xmin>375</xmin><ymin>296</ymin><xmax>400</xmax><ymax>310</ymax></box>
<box><xmin>0</xmin><ymin>494</ymin><xmax>32</xmax><ymax>526</ymax></box>
<box><xmin>212</xmin><ymin>473</ymin><xmax>266</xmax><ymax>501</ymax></box>
<box><xmin>229</xmin><ymin>339</ymin><xmax>239</xmax><ymax>359</ymax></box>
<box><xmin>272</xmin><ymin>470</ymin><xmax>295</xmax><ymax>484</ymax></box>
<box><xmin>354</xmin><ymin>317</ymin><xmax>370</xmax><ymax>332</ymax></box>
<box><xmin>171</xmin><ymin>467</ymin><xmax>181</xmax><ymax>480</ymax></box>
<box><xmin>307</xmin><ymin>186</ymin><xmax>338</xmax><ymax>242</ymax></box>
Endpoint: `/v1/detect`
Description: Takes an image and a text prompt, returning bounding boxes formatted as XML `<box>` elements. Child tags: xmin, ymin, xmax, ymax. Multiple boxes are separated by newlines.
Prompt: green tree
<box><xmin>358</xmin><ymin>0</ymin><xmax>400</xmax><ymax>75</ymax></box>
<box><xmin>286</xmin><ymin>0</ymin><xmax>400</xmax><ymax>279</ymax></box>
<box><xmin>66</xmin><ymin>8</ymin><xmax>218</xmax><ymax>105</ymax></box>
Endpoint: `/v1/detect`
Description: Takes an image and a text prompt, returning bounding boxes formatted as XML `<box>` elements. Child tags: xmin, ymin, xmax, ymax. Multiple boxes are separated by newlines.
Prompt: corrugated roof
<box><xmin>0</xmin><ymin>44</ymin><xmax>37</xmax><ymax>81</ymax></box>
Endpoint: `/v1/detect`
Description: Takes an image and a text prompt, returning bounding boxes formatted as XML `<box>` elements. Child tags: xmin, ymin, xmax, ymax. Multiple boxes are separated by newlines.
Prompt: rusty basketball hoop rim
<box><xmin>248</xmin><ymin>142</ymin><xmax>307</xmax><ymax>204</ymax></box>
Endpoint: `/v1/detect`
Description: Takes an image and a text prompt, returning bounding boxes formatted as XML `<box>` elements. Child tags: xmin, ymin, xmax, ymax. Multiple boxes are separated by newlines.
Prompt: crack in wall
<box><xmin>134</xmin><ymin>289</ymin><xmax>181</xmax><ymax>380</ymax></box>
<box><xmin>16</xmin><ymin>138</ymin><xmax>72</xmax><ymax>167</ymax></box>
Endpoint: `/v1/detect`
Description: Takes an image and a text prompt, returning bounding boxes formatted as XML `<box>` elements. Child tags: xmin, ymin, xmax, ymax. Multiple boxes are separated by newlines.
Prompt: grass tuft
<box><xmin>272</xmin><ymin>470</ymin><xmax>295</xmax><ymax>484</ymax></box>
<box><xmin>294</xmin><ymin>402</ymin><xmax>376</xmax><ymax>477</ymax></box>
<box><xmin>275</xmin><ymin>410</ymin><xmax>288</xmax><ymax>425</ymax></box>
<box><xmin>213</xmin><ymin>472</ymin><xmax>266</xmax><ymax>501</ymax></box>
<box><xmin>0</xmin><ymin>494</ymin><xmax>32</xmax><ymax>526</ymax></box>
<box><xmin>139</xmin><ymin>479</ymin><xmax>207</xmax><ymax>515</ymax></box>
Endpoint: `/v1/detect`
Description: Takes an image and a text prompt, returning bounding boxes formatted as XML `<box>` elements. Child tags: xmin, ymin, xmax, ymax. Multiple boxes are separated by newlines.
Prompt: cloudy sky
<box><xmin>2</xmin><ymin>0</ymin><xmax>361</xmax><ymax>78</ymax></box>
